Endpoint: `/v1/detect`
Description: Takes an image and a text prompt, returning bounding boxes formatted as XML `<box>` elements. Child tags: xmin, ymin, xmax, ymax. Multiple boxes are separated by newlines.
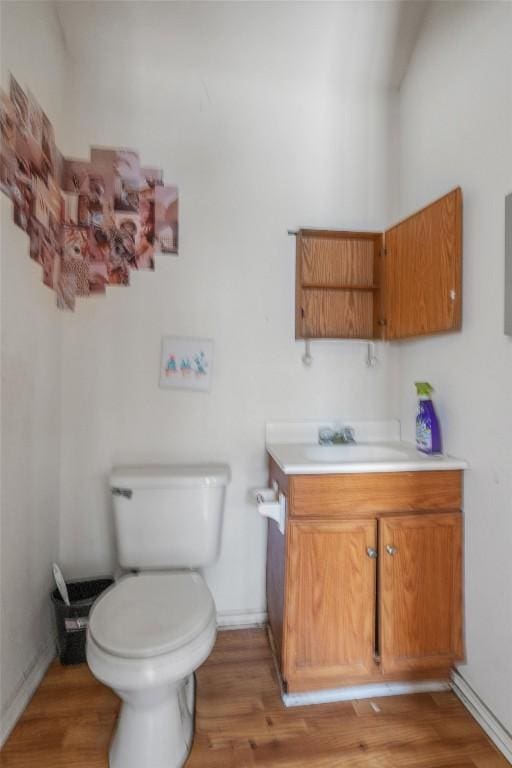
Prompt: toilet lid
<box><xmin>88</xmin><ymin>572</ymin><xmax>215</xmax><ymax>658</ymax></box>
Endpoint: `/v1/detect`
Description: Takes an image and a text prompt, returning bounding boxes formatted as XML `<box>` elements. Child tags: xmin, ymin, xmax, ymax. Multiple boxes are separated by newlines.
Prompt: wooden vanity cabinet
<box><xmin>267</xmin><ymin>461</ymin><xmax>464</xmax><ymax>693</ymax></box>
<box><xmin>295</xmin><ymin>187</ymin><xmax>462</xmax><ymax>341</ymax></box>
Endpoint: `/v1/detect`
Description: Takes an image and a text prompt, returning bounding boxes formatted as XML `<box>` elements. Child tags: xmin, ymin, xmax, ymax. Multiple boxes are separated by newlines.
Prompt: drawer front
<box><xmin>290</xmin><ymin>471</ymin><xmax>462</xmax><ymax>518</ymax></box>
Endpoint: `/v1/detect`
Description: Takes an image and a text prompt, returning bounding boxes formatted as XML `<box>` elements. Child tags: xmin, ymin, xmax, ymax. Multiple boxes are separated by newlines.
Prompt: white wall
<box><xmin>0</xmin><ymin>0</ymin><xmax>68</xmax><ymax>744</ymax></box>
<box><xmin>57</xmin><ymin>2</ymin><xmax>400</xmax><ymax>621</ymax></box>
<box><xmin>397</xmin><ymin>1</ymin><xmax>512</xmax><ymax>733</ymax></box>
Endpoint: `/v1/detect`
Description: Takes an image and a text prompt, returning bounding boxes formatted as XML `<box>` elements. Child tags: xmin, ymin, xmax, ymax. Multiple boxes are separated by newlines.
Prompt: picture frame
<box><xmin>159</xmin><ymin>336</ymin><xmax>213</xmax><ymax>392</ymax></box>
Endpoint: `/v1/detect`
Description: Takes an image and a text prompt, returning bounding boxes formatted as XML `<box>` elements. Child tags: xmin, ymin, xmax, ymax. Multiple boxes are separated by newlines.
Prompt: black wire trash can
<box><xmin>51</xmin><ymin>576</ymin><xmax>113</xmax><ymax>665</ymax></box>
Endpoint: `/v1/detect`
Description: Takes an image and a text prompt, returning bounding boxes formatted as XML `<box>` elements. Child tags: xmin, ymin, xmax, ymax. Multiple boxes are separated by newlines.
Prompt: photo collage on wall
<box><xmin>0</xmin><ymin>75</ymin><xmax>179</xmax><ymax>310</ymax></box>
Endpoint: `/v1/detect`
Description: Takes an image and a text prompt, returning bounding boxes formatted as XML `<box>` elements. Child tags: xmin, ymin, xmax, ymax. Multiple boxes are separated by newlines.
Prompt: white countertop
<box><xmin>267</xmin><ymin>440</ymin><xmax>468</xmax><ymax>475</ymax></box>
<box><xmin>265</xmin><ymin>420</ymin><xmax>468</xmax><ymax>475</ymax></box>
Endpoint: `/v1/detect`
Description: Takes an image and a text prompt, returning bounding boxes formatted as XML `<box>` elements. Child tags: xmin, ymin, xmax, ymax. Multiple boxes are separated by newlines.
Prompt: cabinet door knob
<box><xmin>386</xmin><ymin>544</ymin><xmax>397</xmax><ymax>556</ymax></box>
<box><xmin>366</xmin><ymin>547</ymin><xmax>378</xmax><ymax>559</ymax></box>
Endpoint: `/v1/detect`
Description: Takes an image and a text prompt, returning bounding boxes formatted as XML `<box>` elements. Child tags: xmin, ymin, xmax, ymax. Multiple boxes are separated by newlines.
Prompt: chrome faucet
<box><xmin>318</xmin><ymin>425</ymin><xmax>356</xmax><ymax>445</ymax></box>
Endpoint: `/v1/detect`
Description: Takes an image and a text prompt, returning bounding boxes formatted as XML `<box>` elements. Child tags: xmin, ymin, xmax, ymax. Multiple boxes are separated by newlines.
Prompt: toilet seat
<box><xmin>89</xmin><ymin>572</ymin><xmax>215</xmax><ymax>659</ymax></box>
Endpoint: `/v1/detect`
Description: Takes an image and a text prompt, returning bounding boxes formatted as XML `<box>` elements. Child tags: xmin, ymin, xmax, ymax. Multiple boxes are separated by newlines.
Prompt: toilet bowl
<box><xmin>87</xmin><ymin>571</ymin><xmax>217</xmax><ymax>768</ymax></box>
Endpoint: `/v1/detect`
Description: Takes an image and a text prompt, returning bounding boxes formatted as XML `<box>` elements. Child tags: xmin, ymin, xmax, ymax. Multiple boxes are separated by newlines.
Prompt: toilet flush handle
<box><xmin>111</xmin><ymin>487</ymin><xmax>133</xmax><ymax>499</ymax></box>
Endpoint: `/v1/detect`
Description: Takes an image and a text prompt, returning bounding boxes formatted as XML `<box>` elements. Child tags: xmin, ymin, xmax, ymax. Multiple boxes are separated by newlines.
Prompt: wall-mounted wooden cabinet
<box><xmin>295</xmin><ymin>187</ymin><xmax>462</xmax><ymax>341</ymax></box>
<box><xmin>267</xmin><ymin>461</ymin><xmax>464</xmax><ymax>693</ymax></box>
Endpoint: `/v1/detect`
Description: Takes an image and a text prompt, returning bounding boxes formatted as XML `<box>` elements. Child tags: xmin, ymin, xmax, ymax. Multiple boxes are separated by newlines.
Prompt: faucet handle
<box><xmin>318</xmin><ymin>427</ymin><xmax>335</xmax><ymax>445</ymax></box>
<box><xmin>342</xmin><ymin>426</ymin><xmax>355</xmax><ymax>443</ymax></box>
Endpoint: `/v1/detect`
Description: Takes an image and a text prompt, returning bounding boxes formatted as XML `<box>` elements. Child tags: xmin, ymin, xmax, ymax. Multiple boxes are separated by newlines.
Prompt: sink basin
<box><xmin>304</xmin><ymin>444</ymin><xmax>412</xmax><ymax>463</ymax></box>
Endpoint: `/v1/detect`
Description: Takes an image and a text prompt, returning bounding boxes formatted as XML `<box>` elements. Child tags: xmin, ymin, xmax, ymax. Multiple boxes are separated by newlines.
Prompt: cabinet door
<box><xmin>284</xmin><ymin>519</ymin><xmax>377</xmax><ymax>686</ymax></box>
<box><xmin>379</xmin><ymin>512</ymin><xmax>463</xmax><ymax>673</ymax></box>
<box><xmin>383</xmin><ymin>188</ymin><xmax>462</xmax><ymax>340</ymax></box>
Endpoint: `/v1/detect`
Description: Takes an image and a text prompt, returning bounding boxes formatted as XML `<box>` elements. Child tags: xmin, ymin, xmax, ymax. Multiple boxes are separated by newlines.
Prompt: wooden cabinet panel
<box><xmin>266</xmin><ymin>518</ymin><xmax>286</xmax><ymax>669</ymax></box>
<box><xmin>291</xmin><ymin>471</ymin><xmax>462</xmax><ymax>518</ymax></box>
<box><xmin>379</xmin><ymin>512</ymin><xmax>463</xmax><ymax>673</ymax></box>
<box><xmin>383</xmin><ymin>188</ymin><xmax>462</xmax><ymax>340</ymax></box>
<box><xmin>299</xmin><ymin>232</ymin><xmax>375</xmax><ymax>287</ymax></box>
<box><xmin>267</xmin><ymin>461</ymin><xmax>289</xmax><ymax>668</ymax></box>
<box><xmin>284</xmin><ymin>519</ymin><xmax>377</xmax><ymax>685</ymax></box>
<box><xmin>302</xmin><ymin>289</ymin><xmax>373</xmax><ymax>338</ymax></box>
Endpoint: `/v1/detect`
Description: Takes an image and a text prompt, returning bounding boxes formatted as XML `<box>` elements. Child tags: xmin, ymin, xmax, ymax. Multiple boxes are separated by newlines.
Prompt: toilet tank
<box><xmin>110</xmin><ymin>464</ymin><xmax>230</xmax><ymax>569</ymax></box>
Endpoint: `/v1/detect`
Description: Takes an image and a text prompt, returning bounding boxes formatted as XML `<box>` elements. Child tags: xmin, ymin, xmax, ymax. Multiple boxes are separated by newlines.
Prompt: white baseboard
<box><xmin>216</xmin><ymin>610</ymin><xmax>268</xmax><ymax>629</ymax></box>
<box><xmin>0</xmin><ymin>638</ymin><xmax>56</xmax><ymax>748</ymax></box>
<box><xmin>282</xmin><ymin>679</ymin><xmax>450</xmax><ymax>708</ymax></box>
<box><xmin>451</xmin><ymin>670</ymin><xmax>512</xmax><ymax>764</ymax></box>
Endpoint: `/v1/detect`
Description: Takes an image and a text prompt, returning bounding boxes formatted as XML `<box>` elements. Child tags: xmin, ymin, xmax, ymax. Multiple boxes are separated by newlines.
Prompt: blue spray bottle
<box><xmin>415</xmin><ymin>382</ymin><xmax>442</xmax><ymax>454</ymax></box>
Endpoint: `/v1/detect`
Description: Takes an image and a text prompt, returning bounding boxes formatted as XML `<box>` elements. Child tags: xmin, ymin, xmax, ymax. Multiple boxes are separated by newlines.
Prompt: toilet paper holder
<box><xmin>251</xmin><ymin>482</ymin><xmax>286</xmax><ymax>535</ymax></box>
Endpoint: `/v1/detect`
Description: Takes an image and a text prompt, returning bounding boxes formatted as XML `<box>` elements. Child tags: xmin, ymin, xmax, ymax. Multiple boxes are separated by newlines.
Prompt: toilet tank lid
<box><xmin>110</xmin><ymin>463</ymin><xmax>231</xmax><ymax>489</ymax></box>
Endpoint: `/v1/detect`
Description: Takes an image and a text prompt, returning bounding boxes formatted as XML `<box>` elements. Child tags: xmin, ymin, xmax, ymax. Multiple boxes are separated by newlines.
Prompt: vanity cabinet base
<box><xmin>266</xmin><ymin>459</ymin><xmax>464</xmax><ymax>696</ymax></box>
<box><xmin>267</xmin><ymin>626</ymin><xmax>452</xmax><ymax>695</ymax></box>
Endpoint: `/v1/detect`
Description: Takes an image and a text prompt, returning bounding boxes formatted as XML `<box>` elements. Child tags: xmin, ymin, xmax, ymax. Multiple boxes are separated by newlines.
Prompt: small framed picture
<box><xmin>159</xmin><ymin>336</ymin><xmax>213</xmax><ymax>392</ymax></box>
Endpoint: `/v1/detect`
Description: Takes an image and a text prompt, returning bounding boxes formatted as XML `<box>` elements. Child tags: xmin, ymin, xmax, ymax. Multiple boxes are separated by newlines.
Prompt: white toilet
<box><xmin>86</xmin><ymin>463</ymin><xmax>230</xmax><ymax>768</ymax></box>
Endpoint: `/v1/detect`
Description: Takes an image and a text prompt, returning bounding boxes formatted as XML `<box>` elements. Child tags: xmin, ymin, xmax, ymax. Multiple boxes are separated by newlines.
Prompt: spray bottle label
<box><xmin>416</xmin><ymin>417</ymin><xmax>432</xmax><ymax>452</ymax></box>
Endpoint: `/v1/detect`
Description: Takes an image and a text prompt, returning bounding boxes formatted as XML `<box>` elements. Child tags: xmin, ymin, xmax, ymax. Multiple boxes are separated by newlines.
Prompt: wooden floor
<box><xmin>1</xmin><ymin>628</ymin><xmax>509</xmax><ymax>767</ymax></box>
